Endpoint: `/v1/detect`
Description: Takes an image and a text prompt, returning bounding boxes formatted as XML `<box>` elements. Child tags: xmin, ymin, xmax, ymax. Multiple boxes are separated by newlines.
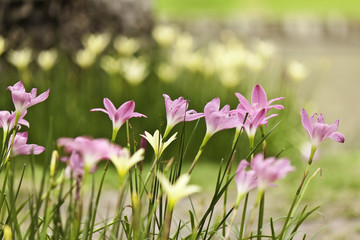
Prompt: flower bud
<box><xmin>50</xmin><ymin>150</ymin><xmax>59</xmax><ymax>178</ymax></box>
<box><xmin>3</xmin><ymin>225</ymin><xmax>12</xmax><ymax>240</ymax></box>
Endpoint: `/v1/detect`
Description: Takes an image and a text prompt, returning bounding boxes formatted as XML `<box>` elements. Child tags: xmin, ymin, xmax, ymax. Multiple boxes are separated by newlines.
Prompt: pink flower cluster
<box><xmin>162</xmin><ymin>84</ymin><xmax>285</xmax><ymax>139</ymax></box>
<box><xmin>0</xmin><ymin>81</ymin><xmax>49</xmax><ymax>157</ymax></box>
<box><xmin>235</xmin><ymin>153</ymin><xmax>295</xmax><ymax>195</ymax></box>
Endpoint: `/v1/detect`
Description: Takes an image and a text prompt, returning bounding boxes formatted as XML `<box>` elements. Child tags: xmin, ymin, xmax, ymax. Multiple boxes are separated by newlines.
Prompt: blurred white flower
<box><xmin>156</xmin><ymin>62</ymin><xmax>177</xmax><ymax>83</ymax></box>
<box><xmin>218</xmin><ymin>68</ymin><xmax>240</xmax><ymax>88</ymax></box>
<box><xmin>82</xmin><ymin>33</ymin><xmax>111</xmax><ymax>56</ymax></box>
<box><xmin>254</xmin><ymin>40</ymin><xmax>276</xmax><ymax>59</ymax></box>
<box><xmin>208</xmin><ymin>42</ymin><xmax>246</xmax><ymax>70</ymax></box>
<box><xmin>174</xmin><ymin>33</ymin><xmax>193</xmax><ymax>52</ymax></box>
<box><xmin>7</xmin><ymin>48</ymin><xmax>32</xmax><ymax>70</ymax></box>
<box><xmin>287</xmin><ymin>60</ymin><xmax>308</xmax><ymax>82</ymax></box>
<box><xmin>184</xmin><ymin>51</ymin><xmax>204</xmax><ymax>72</ymax></box>
<box><xmin>37</xmin><ymin>49</ymin><xmax>57</xmax><ymax>71</ymax></box>
<box><xmin>0</xmin><ymin>36</ymin><xmax>6</xmax><ymax>56</ymax></box>
<box><xmin>245</xmin><ymin>52</ymin><xmax>264</xmax><ymax>72</ymax></box>
<box><xmin>122</xmin><ymin>57</ymin><xmax>148</xmax><ymax>85</ymax></box>
<box><xmin>114</xmin><ymin>36</ymin><xmax>141</xmax><ymax>57</ymax></box>
<box><xmin>152</xmin><ymin>25</ymin><xmax>177</xmax><ymax>47</ymax></box>
<box><xmin>100</xmin><ymin>55</ymin><xmax>122</xmax><ymax>75</ymax></box>
<box><xmin>75</xmin><ymin>48</ymin><xmax>96</xmax><ymax>69</ymax></box>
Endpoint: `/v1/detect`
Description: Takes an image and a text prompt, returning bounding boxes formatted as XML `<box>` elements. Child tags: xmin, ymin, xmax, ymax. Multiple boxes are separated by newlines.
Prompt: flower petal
<box><xmin>251</xmin><ymin>84</ymin><xmax>267</xmax><ymax>108</ymax></box>
<box><xmin>103</xmin><ymin>98</ymin><xmax>117</xmax><ymax>117</ymax></box>
<box><xmin>235</xmin><ymin>93</ymin><xmax>252</xmax><ymax>112</ymax></box>
<box><xmin>329</xmin><ymin>131</ymin><xmax>345</xmax><ymax>143</ymax></box>
<box><xmin>301</xmin><ymin>108</ymin><xmax>312</xmax><ymax>136</ymax></box>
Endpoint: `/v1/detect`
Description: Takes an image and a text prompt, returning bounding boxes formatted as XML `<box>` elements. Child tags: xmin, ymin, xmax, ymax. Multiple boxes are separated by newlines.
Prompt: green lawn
<box><xmin>155</xmin><ymin>0</ymin><xmax>360</xmax><ymax>20</ymax></box>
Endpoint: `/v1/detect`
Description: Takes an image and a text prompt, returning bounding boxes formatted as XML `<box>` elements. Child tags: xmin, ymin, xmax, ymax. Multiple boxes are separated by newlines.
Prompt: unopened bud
<box><xmin>50</xmin><ymin>150</ymin><xmax>59</xmax><ymax>178</ymax></box>
<box><xmin>3</xmin><ymin>225</ymin><xmax>12</xmax><ymax>240</ymax></box>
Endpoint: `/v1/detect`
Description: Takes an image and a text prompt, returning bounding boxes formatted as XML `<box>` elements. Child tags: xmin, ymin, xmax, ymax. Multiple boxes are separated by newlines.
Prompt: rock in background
<box><xmin>0</xmin><ymin>0</ymin><xmax>153</xmax><ymax>50</ymax></box>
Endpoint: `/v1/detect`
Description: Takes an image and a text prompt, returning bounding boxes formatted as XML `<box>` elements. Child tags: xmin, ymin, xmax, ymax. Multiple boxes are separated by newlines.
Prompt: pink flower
<box><xmin>204</xmin><ymin>97</ymin><xmax>239</xmax><ymax>136</ymax></box>
<box><xmin>301</xmin><ymin>108</ymin><xmax>345</xmax><ymax>147</ymax></box>
<box><xmin>0</xmin><ymin>111</ymin><xmax>29</xmax><ymax>132</ymax></box>
<box><xmin>163</xmin><ymin>94</ymin><xmax>204</xmax><ymax>131</ymax></box>
<box><xmin>64</xmin><ymin>151</ymin><xmax>85</xmax><ymax>179</ymax></box>
<box><xmin>10</xmin><ymin>132</ymin><xmax>45</xmax><ymax>157</ymax></box>
<box><xmin>235</xmin><ymin>84</ymin><xmax>284</xmax><ymax>115</ymax></box>
<box><xmin>235</xmin><ymin>160</ymin><xmax>257</xmax><ymax>196</ymax></box>
<box><xmin>62</xmin><ymin>151</ymin><xmax>86</xmax><ymax>199</ymax></box>
<box><xmin>7</xmin><ymin>81</ymin><xmax>50</xmax><ymax>115</ymax></box>
<box><xmin>91</xmin><ymin>98</ymin><xmax>146</xmax><ymax>132</ymax></box>
<box><xmin>57</xmin><ymin>136</ymin><xmax>111</xmax><ymax>172</ymax></box>
<box><xmin>251</xmin><ymin>153</ymin><xmax>295</xmax><ymax>190</ymax></box>
<box><xmin>241</xmin><ymin>108</ymin><xmax>267</xmax><ymax>138</ymax></box>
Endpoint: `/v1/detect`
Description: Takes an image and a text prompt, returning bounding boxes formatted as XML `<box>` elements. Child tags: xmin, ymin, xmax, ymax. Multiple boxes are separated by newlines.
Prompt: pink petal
<box><xmin>28</xmin><ymin>89</ymin><xmax>50</xmax><ymax>107</ymax></box>
<box><xmin>301</xmin><ymin>109</ymin><xmax>312</xmax><ymax>136</ymax></box>
<box><xmin>251</xmin><ymin>85</ymin><xmax>267</xmax><ymax>108</ymax></box>
<box><xmin>252</xmin><ymin>109</ymin><xmax>266</xmax><ymax>128</ymax></box>
<box><xmin>235</xmin><ymin>93</ymin><xmax>252</xmax><ymax>112</ymax></box>
<box><xmin>322</xmin><ymin>120</ymin><xmax>339</xmax><ymax>140</ymax></box>
<box><xmin>90</xmin><ymin>108</ymin><xmax>109</xmax><ymax>115</ymax></box>
<box><xmin>204</xmin><ymin>98</ymin><xmax>220</xmax><ymax>118</ymax></box>
<box><xmin>268</xmin><ymin>97</ymin><xmax>285</xmax><ymax>105</ymax></box>
<box><xmin>103</xmin><ymin>98</ymin><xmax>117</xmax><ymax>117</ymax></box>
<box><xmin>185</xmin><ymin>111</ymin><xmax>204</xmax><ymax>121</ymax></box>
<box><xmin>115</xmin><ymin>101</ymin><xmax>135</xmax><ymax>124</ymax></box>
<box><xmin>316</xmin><ymin>114</ymin><xmax>324</xmax><ymax>124</ymax></box>
<box><xmin>7</xmin><ymin>81</ymin><xmax>25</xmax><ymax>92</ymax></box>
<box><xmin>329</xmin><ymin>132</ymin><xmax>345</xmax><ymax>143</ymax></box>
<box><xmin>132</xmin><ymin>112</ymin><xmax>147</xmax><ymax>118</ymax></box>
<box><xmin>268</xmin><ymin>104</ymin><xmax>284</xmax><ymax>110</ymax></box>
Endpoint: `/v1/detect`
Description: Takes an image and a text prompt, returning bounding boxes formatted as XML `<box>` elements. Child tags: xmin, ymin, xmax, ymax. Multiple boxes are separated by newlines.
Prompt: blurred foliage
<box><xmin>0</xmin><ymin>27</ymin><xmax>311</xmax><ymax>165</ymax></box>
<box><xmin>155</xmin><ymin>0</ymin><xmax>360</xmax><ymax>20</ymax></box>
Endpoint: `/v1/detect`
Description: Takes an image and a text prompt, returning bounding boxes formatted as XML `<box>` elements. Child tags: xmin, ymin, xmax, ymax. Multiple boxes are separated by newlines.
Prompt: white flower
<box><xmin>245</xmin><ymin>52</ymin><xmax>264</xmax><ymax>72</ymax></box>
<box><xmin>100</xmin><ymin>55</ymin><xmax>122</xmax><ymax>75</ymax></box>
<box><xmin>37</xmin><ymin>49</ymin><xmax>57</xmax><ymax>71</ymax></box>
<box><xmin>114</xmin><ymin>36</ymin><xmax>141</xmax><ymax>56</ymax></box>
<box><xmin>8</xmin><ymin>48</ymin><xmax>32</xmax><ymax>70</ymax></box>
<box><xmin>75</xmin><ymin>49</ymin><xmax>96</xmax><ymax>69</ymax></box>
<box><xmin>141</xmin><ymin>130</ymin><xmax>177</xmax><ymax>158</ymax></box>
<box><xmin>122</xmin><ymin>57</ymin><xmax>148</xmax><ymax>85</ymax></box>
<box><xmin>0</xmin><ymin>36</ymin><xmax>6</xmax><ymax>56</ymax></box>
<box><xmin>156</xmin><ymin>62</ymin><xmax>177</xmax><ymax>83</ymax></box>
<box><xmin>110</xmin><ymin>148</ymin><xmax>144</xmax><ymax>178</ymax></box>
<box><xmin>157</xmin><ymin>173</ymin><xmax>200</xmax><ymax>206</ymax></box>
<box><xmin>82</xmin><ymin>33</ymin><xmax>111</xmax><ymax>55</ymax></box>
<box><xmin>152</xmin><ymin>25</ymin><xmax>177</xmax><ymax>47</ymax></box>
<box><xmin>254</xmin><ymin>40</ymin><xmax>276</xmax><ymax>59</ymax></box>
<box><xmin>287</xmin><ymin>60</ymin><xmax>308</xmax><ymax>82</ymax></box>
<box><xmin>174</xmin><ymin>33</ymin><xmax>193</xmax><ymax>52</ymax></box>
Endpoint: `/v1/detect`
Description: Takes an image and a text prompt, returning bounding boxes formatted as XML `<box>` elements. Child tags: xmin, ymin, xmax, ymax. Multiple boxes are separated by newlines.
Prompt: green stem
<box><xmin>111</xmin><ymin>128</ymin><xmax>120</xmax><ymax>143</ymax></box>
<box><xmin>163</xmin><ymin>124</ymin><xmax>172</xmax><ymax>140</ymax></box>
<box><xmin>126</xmin><ymin>120</ymin><xmax>130</xmax><ymax>149</ymax></box>
<box><xmin>223</xmin><ymin>129</ymin><xmax>240</xmax><ymax>237</ymax></box>
<box><xmin>239</xmin><ymin>193</ymin><xmax>249</xmax><ymax>240</ymax></box>
<box><xmin>224</xmin><ymin>194</ymin><xmax>243</xmax><ymax>240</ymax></box>
<box><xmin>291</xmin><ymin>168</ymin><xmax>322</xmax><ymax>222</ymax></box>
<box><xmin>278</xmin><ymin>148</ymin><xmax>316</xmax><ymax>240</ymax></box>
<box><xmin>161</xmin><ymin>203</ymin><xmax>174</xmax><ymax>240</ymax></box>
<box><xmin>88</xmin><ymin>161</ymin><xmax>111</xmax><ymax>239</ymax></box>
<box><xmin>245</xmin><ymin>190</ymin><xmax>264</xmax><ymax>238</ymax></box>
<box><xmin>112</xmin><ymin>179</ymin><xmax>127</xmax><ymax>238</ymax></box>
<box><xmin>188</xmin><ymin>133</ymin><xmax>211</xmax><ymax>174</ymax></box>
